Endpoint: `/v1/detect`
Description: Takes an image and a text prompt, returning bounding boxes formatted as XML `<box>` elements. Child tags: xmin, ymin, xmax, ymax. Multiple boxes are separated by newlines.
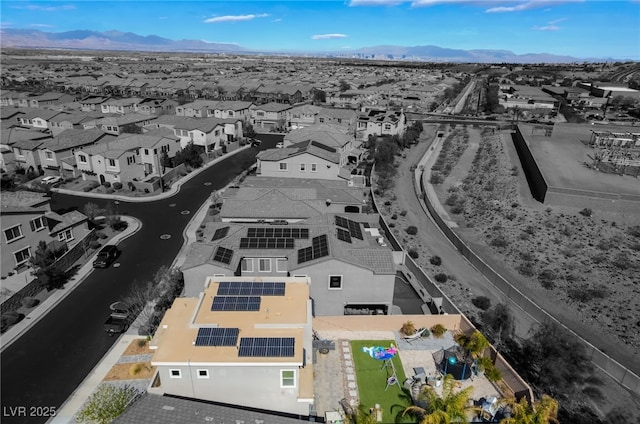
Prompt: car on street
<box><xmin>276</xmin><ymin>141</ymin><xmax>284</xmax><ymax>148</ymax></box>
<box><xmin>250</xmin><ymin>138</ymin><xmax>261</xmax><ymax>147</ymax></box>
<box><xmin>41</xmin><ymin>175</ymin><xmax>63</xmax><ymax>185</ymax></box>
<box><xmin>92</xmin><ymin>245</ymin><xmax>119</xmax><ymax>268</ymax></box>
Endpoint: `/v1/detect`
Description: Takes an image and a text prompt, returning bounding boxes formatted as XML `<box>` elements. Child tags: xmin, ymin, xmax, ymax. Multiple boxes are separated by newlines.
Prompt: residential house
<box><xmin>283</xmin><ymin>124</ymin><xmax>362</xmax><ymax>168</ymax></box>
<box><xmin>173</xmin><ymin>117</ymin><xmax>243</xmax><ymax>151</ymax></box>
<box><xmin>0</xmin><ymin>91</ymin><xmax>30</xmax><ymax>108</ymax></box>
<box><xmin>356</xmin><ymin>108</ymin><xmax>406</xmax><ymax>140</ymax></box>
<box><xmin>218</xmin><ymin>176</ymin><xmax>367</xmax><ymax>223</ymax></box>
<box><xmin>17</xmin><ymin>109</ymin><xmax>64</xmax><ymax>130</ymax></box>
<box><xmin>287</xmin><ymin>104</ymin><xmax>321</xmax><ymax>129</ymax></box>
<box><xmin>254</xmin><ymin>84</ymin><xmax>303</xmax><ymax>104</ymax></box>
<box><xmin>3</xmin><ymin>128</ymin><xmax>50</xmax><ymax>173</ymax></box>
<box><xmin>256</xmin><ymin>140</ymin><xmax>345</xmax><ymax>180</ymax></box>
<box><xmin>149</xmin><ymin>276</ymin><xmax>314</xmax><ymax>416</ymax></box>
<box><xmin>100</xmin><ymin>98</ymin><xmax>143</xmax><ymax>115</ymax></box>
<box><xmin>79</xmin><ymin>96</ymin><xmax>110</xmax><ymax>112</ymax></box>
<box><xmin>136</xmin><ymin>98</ymin><xmax>177</xmax><ymax>116</ymax></box>
<box><xmin>316</xmin><ymin>107</ymin><xmax>357</xmax><ymax>129</ymax></box>
<box><xmin>251</xmin><ymin>102</ymin><xmax>292</xmax><ymax>129</ymax></box>
<box><xmin>207</xmin><ymin>101</ymin><xmax>253</xmax><ymax>120</ymax></box>
<box><xmin>74</xmin><ymin>130</ymin><xmax>179</xmax><ymax>185</ymax></box>
<box><xmin>37</xmin><ymin>128</ymin><xmax>113</xmax><ymax>177</ymax></box>
<box><xmin>84</xmin><ymin>113</ymin><xmax>156</xmax><ymax>135</ymax></box>
<box><xmin>1</xmin><ymin>191</ymin><xmax>90</xmax><ymax>275</ymax></box>
<box><xmin>27</xmin><ymin>92</ymin><xmax>76</xmax><ymax>109</ymax></box>
<box><xmin>180</xmin><ymin>213</ymin><xmax>398</xmax><ymax>316</ymax></box>
<box><xmin>48</xmin><ymin>112</ymin><xmax>102</xmax><ymax>136</ymax></box>
<box><xmin>175</xmin><ymin>100</ymin><xmax>218</xmax><ymax>118</ymax></box>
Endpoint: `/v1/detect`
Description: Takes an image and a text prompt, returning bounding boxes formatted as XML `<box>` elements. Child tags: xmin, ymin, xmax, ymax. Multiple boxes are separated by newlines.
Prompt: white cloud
<box><xmin>11</xmin><ymin>4</ymin><xmax>76</xmax><ymax>12</ymax></box>
<box><xmin>350</xmin><ymin>0</ymin><xmax>584</xmax><ymax>12</ymax></box>
<box><xmin>204</xmin><ymin>13</ymin><xmax>269</xmax><ymax>23</ymax></box>
<box><xmin>311</xmin><ymin>33</ymin><xmax>348</xmax><ymax>40</ymax></box>
<box><xmin>30</xmin><ymin>23</ymin><xmax>55</xmax><ymax>28</ymax></box>
<box><xmin>548</xmin><ymin>17</ymin><xmax>567</xmax><ymax>24</ymax></box>
<box><xmin>272</xmin><ymin>18</ymin><xmax>282</xmax><ymax>22</ymax></box>
<box><xmin>485</xmin><ymin>1</ymin><xmax>582</xmax><ymax>13</ymax></box>
<box><xmin>349</xmin><ymin>0</ymin><xmax>406</xmax><ymax>5</ymax></box>
<box><xmin>533</xmin><ymin>17</ymin><xmax>567</xmax><ymax>30</ymax></box>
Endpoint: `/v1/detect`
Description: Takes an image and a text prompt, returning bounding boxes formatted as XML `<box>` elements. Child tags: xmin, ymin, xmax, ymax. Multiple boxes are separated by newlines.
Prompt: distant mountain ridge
<box><xmin>0</xmin><ymin>28</ymin><xmax>623</xmax><ymax>63</ymax></box>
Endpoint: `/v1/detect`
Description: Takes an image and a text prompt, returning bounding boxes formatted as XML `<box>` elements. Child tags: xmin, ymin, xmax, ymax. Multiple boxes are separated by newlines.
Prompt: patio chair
<box><xmin>403</xmin><ymin>327</ymin><xmax>427</xmax><ymax>344</ymax></box>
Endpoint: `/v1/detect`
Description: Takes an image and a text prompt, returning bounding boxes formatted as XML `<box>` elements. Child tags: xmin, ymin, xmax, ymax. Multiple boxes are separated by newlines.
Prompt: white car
<box><xmin>276</xmin><ymin>142</ymin><xmax>284</xmax><ymax>148</ymax></box>
<box><xmin>41</xmin><ymin>176</ymin><xmax>63</xmax><ymax>185</ymax></box>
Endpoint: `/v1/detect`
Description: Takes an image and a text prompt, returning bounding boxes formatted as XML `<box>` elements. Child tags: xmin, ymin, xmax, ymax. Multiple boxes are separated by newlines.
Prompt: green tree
<box><xmin>339</xmin><ymin>79</ymin><xmax>351</xmax><ymax>92</ymax></box>
<box><xmin>120</xmin><ymin>123</ymin><xmax>143</xmax><ymax>134</ymax></box>
<box><xmin>403</xmin><ymin>374</ymin><xmax>477</xmax><ymax>423</ymax></box>
<box><xmin>484</xmin><ymin>84</ymin><xmax>500</xmax><ymax>113</ymax></box>
<box><xmin>30</xmin><ymin>241</ymin><xmax>68</xmax><ymax>291</ymax></box>
<box><xmin>313</xmin><ymin>89</ymin><xmax>327</xmax><ymax>103</ymax></box>
<box><xmin>173</xmin><ymin>141</ymin><xmax>204</xmax><ymax>168</ymax></box>
<box><xmin>242</xmin><ymin>120</ymin><xmax>257</xmax><ymax>139</ymax></box>
<box><xmin>500</xmin><ymin>395</ymin><xmax>559</xmax><ymax>424</ymax></box>
<box><xmin>82</xmin><ymin>202</ymin><xmax>103</xmax><ymax>221</ymax></box>
<box><xmin>75</xmin><ymin>384</ymin><xmax>140</xmax><ymax>424</ymax></box>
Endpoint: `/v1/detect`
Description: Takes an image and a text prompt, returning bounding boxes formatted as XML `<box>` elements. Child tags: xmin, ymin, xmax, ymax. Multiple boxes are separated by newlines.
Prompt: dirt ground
<box><xmin>375</xmin><ymin>123</ymin><xmax>640</xmax><ymax>419</ymax></box>
<box><xmin>102</xmin><ymin>339</ymin><xmax>156</xmax><ymax>381</ymax></box>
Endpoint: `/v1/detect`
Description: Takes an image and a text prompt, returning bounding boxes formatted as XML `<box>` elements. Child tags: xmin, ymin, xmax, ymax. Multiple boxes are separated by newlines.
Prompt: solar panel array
<box><xmin>238</xmin><ymin>337</ymin><xmax>295</xmax><ymax>357</ymax></box>
<box><xmin>247</xmin><ymin>227</ymin><xmax>309</xmax><ymax>239</ymax></box>
<box><xmin>211</xmin><ymin>296</ymin><xmax>261</xmax><ymax>311</ymax></box>
<box><xmin>194</xmin><ymin>327</ymin><xmax>239</xmax><ymax>347</ymax></box>
<box><xmin>297</xmin><ymin>234</ymin><xmax>329</xmax><ymax>264</ymax></box>
<box><xmin>336</xmin><ymin>228</ymin><xmax>352</xmax><ymax>244</ymax></box>
<box><xmin>212</xmin><ymin>247</ymin><xmax>234</xmax><ymax>264</ymax></box>
<box><xmin>217</xmin><ymin>281</ymin><xmax>285</xmax><ymax>296</ymax></box>
<box><xmin>239</xmin><ymin>238</ymin><xmax>295</xmax><ymax>249</ymax></box>
<box><xmin>310</xmin><ymin>140</ymin><xmax>337</xmax><ymax>153</ymax></box>
<box><xmin>211</xmin><ymin>226</ymin><xmax>230</xmax><ymax>241</ymax></box>
<box><xmin>335</xmin><ymin>216</ymin><xmax>363</xmax><ymax>240</ymax></box>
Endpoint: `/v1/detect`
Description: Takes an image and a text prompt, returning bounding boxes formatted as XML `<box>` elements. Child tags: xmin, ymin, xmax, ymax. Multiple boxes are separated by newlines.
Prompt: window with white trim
<box><xmin>281</xmin><ymin>369</ymin><xmax>296</xmax><ymax>388</ymax></box>
<box><xmin>311</xmin><ymin>163</ymin><xmax>317</xmax><ymax>172</ymax></box>
<box><xmin>276</xmin><ymin>258</ymin><xmax>287</xmax><ymax>273</ymax></box>
<box><xmin>4</xmin><ymin>225</ymin><xmax>23</xmax><ymax>243</ymax></box>
<box><xmin>258</xmin><ymin>258</ymin><xmax>271</xmax><ymax>272</ymax></box>
<box><xmin>78</xmin><ymin>154</ymin><xmax>87</xmax><ymax>163</ymax></box>
<box><xmin>384</xmin><ymin>124</ymin><xmax>392</xmax><ymax>130</ymax></box>
<box><xmin>107</xmin><ymin>158</ymin><xmax>116</xmax><ymax>168</ymax></box>
<box><xmin>328</xmin><ymin>275</ymin><xmax>343</xmax><ymax>290</ymax></box>
<box><xmin>45</xmin><ymin>151</ymin><xmax>54</xmax><ymax>160</ymax></box>
<box><xmin>197</xmin><ymin>369</ymin><xmax>209</xmax><ymax>379</ymax></box>
<box><xmin>14</xmin><ymin>246</ymin><xmax>31</xmax><ymax>266</ymax></box>
<box><xmin>241</xmin><ymin>258</ymin><xmax>254</xmax><ymax>273</ymax></box>
<box><xmin>57</xmin><ymin>228</ymin><xmax>74</xmax><ymax>242</ymax></box>
<box><xmin>279</xmin><ymin>163</ymin><xmax>288</xmax><ymax>171</ymax></box>
<box><xmin>30</xmin><ymin>216</ymin><xmax>46</xmax><ymax>232</ymax></box>
<box><xmin>300</xmin><ymin>163</ymin><xmax>306</xmax><ymax>172</ymax></box>
<box><xmin>169</xmin><ymin>369</ymin><xmax>182</xmax><ymax>378</ymax></box>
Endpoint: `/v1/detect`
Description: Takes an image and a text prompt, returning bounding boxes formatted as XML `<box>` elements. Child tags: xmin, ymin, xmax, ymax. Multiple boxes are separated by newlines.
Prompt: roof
<box><xmin>19</xmin><ymin>109</ymin><xmax>63</xmax><ymax>121</ymax></box>
<box><xmin>357</xmin><ymin>109</ymin><xmax>403</xmax><ymax>124</ymax></box>
<box><xmin>257</xmin><ymin>140</ymin><xmax>340</xmax><ymax>164</ymax></box>
<box><xmin>253</xmin><ymin>102</ymin><xmax>292</xmax><ymax>113</ymax></box>
<box><xmin>284</xmin><ymin>123</ymin><xmax>353</xmax><ymax>148</ymax></box>
<box><xmin>46</xmin><ymin>210</ymin><xmax>88</xmax><ymax>233</ymax></box>
<box><xmin>41</xmin><ymin>128</ymin><xmax>110</xmax><ymax>152</ymax></box>
<box><xmin>0</xmin><ymin>190</ymin><xmax>50</xmax><ymax>214</ymax></box>
<box><xmin>79</xmin><ymin>133</ymin><xmax>175</xmax><ymax>157</ymax></box>
<box><xmin>1</xmin><ymin>127</ymin><xmax>51</xmax><ymax>146</ymax></box>
<box><xmin>113</xmin><ymin>393</ymin><xmax>310</xmax><ymax>424</ymax></box>
<box><xmin>150</xmin><ymin>277</ymin><xmax>309</xmax><ymax>365</ymax></box>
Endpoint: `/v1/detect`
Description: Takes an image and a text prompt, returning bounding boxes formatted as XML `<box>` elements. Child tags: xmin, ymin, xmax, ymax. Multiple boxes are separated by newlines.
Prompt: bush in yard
<box><xmin>434</xmin><ymin>273</ymin><xmax>448</xmax><ymax>283</ymax></box>
<box><xmin>579</xmin><ymin>208</ymin><xmax>593</xmax><ymax>217</ymax></box>
<box><xmin>89</xmin><ymin>240</ymin><xmax>101</xmax><ymax>249</ymax></box>
<box><xmin>75</xmin><ymin>384</ymin><xmax>140</xmax><ymax>424</ymax></box>
<box><xmin>472</xmin><ymin>296</ymin><xmax>492</xmax><ymax>310</ymax></box>
<box><xmin>405</xmin><ymin>226</ymin><xmax>418</xmax><ymax>235</ymax></box>
<box><xmin>430</xmin><ymin>323</ymin><xmax>447</xmax><ymax>338</ymax></box>
<box><xmin>408</xmin><ymin>248</ymin><xmax>419</xmax><ymax>259</ymax></box>
<box><xmin>113</xmin><ymin>182</ymin><xmax>123</xmax><ymax>190</ymax></box>
<box><xmin>429</xmin><ymin>255</ymin><xmax>442</xmax><ymax>266</ymax></box>
<box><xmin>102</xmin><ymin>181</ymin><xmax>111</xmax><ymax>188</ymax></box>
<box><xmin>400</xmin><ymin>210</ymin><xmax>407</xmax><ymax>216</ymax></box>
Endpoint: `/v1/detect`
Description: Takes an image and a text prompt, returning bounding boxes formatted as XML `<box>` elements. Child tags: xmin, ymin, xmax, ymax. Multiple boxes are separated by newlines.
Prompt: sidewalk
<box><xmin>0</xmin><ymin>216</ymin><xmax>142</xmax><ymax>352</ymax></box>
<box><xmin>51</xmin><ymin>144</ymin><xmax>251</xmax><ymax>202</ymax></box>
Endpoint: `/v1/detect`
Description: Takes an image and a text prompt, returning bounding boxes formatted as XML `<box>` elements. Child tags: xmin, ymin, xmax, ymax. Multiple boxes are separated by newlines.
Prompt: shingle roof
<box><xmin>1</xmin><ymin>190</ymin><xmax>50</xmax><ymax>213</ymax></box>
<box><xmin>254</xmin><ymin>102</ymin><xmax>292</xmax><ymax>112</ymax></box>
<box><xmin>46</xmin><ymin>210</ymin><xmax>88</xmax><ymax>234</ymax></box>
<box><xmin>41</xmin><ymin>128</ymin><xmax>109</xmax><ymax>152</ymax></box>
<box><xmin>256</xmin><ymin>140</ymin><xmax>340</xmax><ymax>164</ymax></box>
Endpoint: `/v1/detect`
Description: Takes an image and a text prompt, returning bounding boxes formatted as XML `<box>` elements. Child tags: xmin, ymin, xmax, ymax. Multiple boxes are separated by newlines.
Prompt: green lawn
<box><xmin>350</xmin><ymin>340</ymin><xmax>415</xmax><ymax>423</ymax></box>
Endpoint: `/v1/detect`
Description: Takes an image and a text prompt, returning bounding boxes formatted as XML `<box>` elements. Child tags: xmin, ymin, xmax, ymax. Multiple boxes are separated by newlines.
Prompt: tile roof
<box><xmin>0</xmin><ymin>190</ymin><xmax>50</xmax><ymax>213</ymax></box>
<box><xmin>113</xmin><ymin>393</ymin><xmax>310</xmax><ymax>424</ymax></box>
<box><xmin>253</xmin><ymin>102</ymin><xmax>292</xmax><ymax>112</ymax></box>
<box><xmin>41</xmin><ymin>128</ymin><xmax>109</xmax><ymax>152</ymax></box>
<box><xmin>256</xmin><ymin>140</ymin><xmax>340</xmax><ymax>164</ymax></box>
<box><xmin>46</xmin><ymin>210</ymin><xmax>88</xmax><ymax>234</ymax></box>
<box><xmin>284</xmin><ymin>124</ymin><xmax>353</xmax><ymax>149</ymax></box>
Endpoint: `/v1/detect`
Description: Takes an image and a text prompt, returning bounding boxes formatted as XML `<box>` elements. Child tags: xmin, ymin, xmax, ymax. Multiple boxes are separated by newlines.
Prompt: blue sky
<box><xmin>1</xmin><ymin>1</ymin><xmax>639</xmax><ymax>59</ymax></box>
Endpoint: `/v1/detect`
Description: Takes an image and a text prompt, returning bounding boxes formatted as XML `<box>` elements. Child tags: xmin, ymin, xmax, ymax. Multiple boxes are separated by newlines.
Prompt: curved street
<box><xmin>0</xmin><ymin>135</ymin><xmax>281</xmax><ymax>424</ymax></box>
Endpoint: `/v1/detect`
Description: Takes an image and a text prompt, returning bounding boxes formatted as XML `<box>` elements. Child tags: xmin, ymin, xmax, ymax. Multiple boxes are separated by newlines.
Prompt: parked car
<box><xmin>104</xmin><ymin>302</ymin><xmax>130</xmax><ymax>336</ymax></box>
<box><xmin>93</xmin><ymin>245</ymin><xmax>119</xmax><ymax>268</ymax></box>
<box><xmin>41</xmin><ymin>175</ymin><xmax>63</xmax><ymax>185</ymax></box>
<box><xmin>276</xmin><ymin>141</ymin><xmax>284</xmax><ymax>148</ymax></box>
<box><xmin>250</xmin><ymin>138</ymin><xmax>261</xmax><ymax>147</ymax></box>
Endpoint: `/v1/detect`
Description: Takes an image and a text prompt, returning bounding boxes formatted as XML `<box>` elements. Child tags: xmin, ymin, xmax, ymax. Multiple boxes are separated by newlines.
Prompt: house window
<box><xmin>228</xmin><ymin>111</ymin><xmax>234</xmax><ymax>117</ymax></box>
<box><xmin>241</xmin><ymin>258</ymin><xmax>254</xmax><ymax>273</ymax></box>
<box><xmin>144</xmin><ymin>149</ymin><xmax>149</xmax><ymax>155</ymax></box>
<box><xmin>13</xmin><ymin>246</ymin><xmax>31</xmax><ymax>266</ymax></box>
<box><xmin>127</xmin><ymin>156</ymin><xmax>135</xmax><ymax>165</ymax></box>
<box><xmin>384</xmin><ymin>124</ymin><xmax>392</xmax><ymax>130</ymax></box>
<box><xmin>169</xmin><ymin>369</ymin><xmax>182</xmax><ymax>379</ymax></box>
<box><xmin>300</xmin><ymin>163</ymin><xmax>306</xmax><ymax>172</ymax></box>
<box><xmin>161</xmin><ymin>145</ymin><xmax>169</xmax><ymax>153</ymax></box>
<box><xmin>57</xmin><ymin>228</ymin><xmax>74</xmax><ymax>242</ymax></box>
<box><xmin>319</xmin><ymin>118</ymin><xmax>324</xmax><ymax>123</ymax></box>
<box><xmin>78</xmin><ymin>154</ymin><xmax>87</xmax><ymax>163</ymax></box>
<box><xmin>197</xmin><ymin>369</ymin><xmax>209</xmax><ymax>379</ymax></box>
<box><xmin>279</xmin><ymin>163</ymin><xmax>288</xmax><ymax>171</ymax></box>
<box><xmin>276</xmin><ymin>258</ymin><xmax>287</xmax><ymax>273</ymax></box>
<box><xmin>256</xmin><ymin>111</ymin><xmax>265</xmax><ymax>117</ymax></box>
<box><xmin>107</xmin><ymin>159</ymin><xmax>116</xmax><ymax>168</ymax></box>
<box><xmin>281</xmin><ymin>370</ymin><xmax>296</xmax><ymax>388</ymax></box>
<box><xmin>258</xmin><ymin>258</ymin><xmax>271</xmax><ymax>272</ymax></box>
<box><xmin>45</xmin><ymin>151</ymin><xmax>54</xmax><ymax>160</ymax></box>
<box><xmin>311</xmin><ymin>163</ymin><xmax>317</xmax><ymax>172</ymax></box>
<box><xmin>337</xmin><ymin>118</ymin><xmax>342</xmax><ymax>124</ymax></box>
<box><xmin>30</xmin><ymin>216</ymin><xmax>46</xmax><ymax>232</ymax></box>
<box><xmin>215</xmin><ymin>129</ymin><xmax>220</xmax><ymax>136</ymax></box>
<box><xmin>4</xmin><ymin>225</ymin><xmax>23</xmax><ymax>243</ymax></box>
<box><xmin>328</xmin><ymin>275</ymin><xmax>343</xmax><ymax>290</ymax></box>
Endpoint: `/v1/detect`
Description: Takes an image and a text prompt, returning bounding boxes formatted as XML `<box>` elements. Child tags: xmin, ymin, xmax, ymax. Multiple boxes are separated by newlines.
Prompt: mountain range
<box><xmin>0</xmin><ymin>28</ymin><xmax>615</xmax><ymax>63</ymax></box>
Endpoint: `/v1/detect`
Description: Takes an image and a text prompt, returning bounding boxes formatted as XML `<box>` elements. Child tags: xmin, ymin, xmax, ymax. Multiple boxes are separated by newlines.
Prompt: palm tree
<box><xmin>402</xmin><ymin>374</ymin><xmax>477</xmax><ymax>424</ymax></box>
<box><xmin>500</xmin><ymin>395</ymin><xmax>559</xmax><ymax>424</ymax></box>
<box><xmin>511</xmin><ymin>106</ymin><xmax>522</xmax><ymax>123</ymax></box>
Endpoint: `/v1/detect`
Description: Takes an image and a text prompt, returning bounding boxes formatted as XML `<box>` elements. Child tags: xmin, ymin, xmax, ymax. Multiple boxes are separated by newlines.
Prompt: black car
<box><xmin>250</xmin><ymin>138</ymin><xmax>261</xmax><ymax>147</ymax></box>
<box><xmin>92</xmin><ymin>245</ymin><xmax>119</xmax><ymax>268</ymax></box>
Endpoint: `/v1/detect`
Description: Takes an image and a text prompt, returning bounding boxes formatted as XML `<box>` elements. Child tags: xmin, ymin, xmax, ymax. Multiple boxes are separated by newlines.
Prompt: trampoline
<box><xmin>432</xmin><ymin>345</ymin><xmax>475</xmax><ymax>380</ymax></box>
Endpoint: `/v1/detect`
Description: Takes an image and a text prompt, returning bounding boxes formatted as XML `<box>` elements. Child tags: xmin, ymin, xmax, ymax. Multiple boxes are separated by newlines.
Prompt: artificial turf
<box><xmin>350</xmin><ymin>340</ymin><xmax>415</xmax><ymax>423</ymax></box>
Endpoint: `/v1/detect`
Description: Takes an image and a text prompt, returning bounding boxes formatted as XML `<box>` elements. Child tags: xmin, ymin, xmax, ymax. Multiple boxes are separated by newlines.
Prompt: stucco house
<box><xmin>180</xmin><ymin>213</ymin><xmax>398</xmax><ymax>316</ymax></box>
<box><xmin>149</xmin><ymin>276</ymin><xmax>314</xmax><ymax>416</ymax></box>
<box><xmin>356</xmin><ymin>108</ymin><xmax>406</xmax><ymax>140</ymax></box>
<box><xmin>172</xmin><ymin>117</ymin><xmax>244</xmax><ymax>151</ymax></box>
<box><xmin>37</xmin><ymin>128</ymin><xmax>113</xmax><ymax>177</ymax></box>
<box><xmin>283</xmin><ymin>124</ymin><xmax>362</xmax><ymax>168</ymax></box>
<box><xmin>256</xmin><ymin>140</ymin><xmax>345</xmax><ymax>180</ymax></box>
<box><xmin>17</xmin><ymin>109</ymin><xmax>64</xmax><ymax>130</ymax></box>
<box><xmin>100</xmin><ymin>98</ymin><xmax>143</xmax><ymax>115</ymax></box>
<box><xmin>251</xmin><ymin>102</ymin><xmax>292</xmax><ymax>129</ymax></box>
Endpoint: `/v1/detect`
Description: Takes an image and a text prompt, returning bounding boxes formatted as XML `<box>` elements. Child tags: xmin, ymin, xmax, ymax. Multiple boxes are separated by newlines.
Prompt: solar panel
<box><xmin>216</xmin><ymin>282</ymin><xmax>286</xmax><ymax>296</ymax></box>
<box><xmin>194</xmin><ymin>327</ymin><xmax>239</xmax><ymax>346</ymax></box>
<box><xmin>335</xmin><ymin>216</ymin><xmax>349</xmax><ymax>229</ymax></box>
<box><xmin>213</xmin><ymin>247</ymin><xmax>234</xmax><ymax>264</ymax></box>
<box><xmin>335</xmin><ymin>216</ymin><xmax>363</xmax><ymax>240</ymax></box>
<box><xmin>247</xmin><ymin>228</ymin><xmax>309</xmax><ymax>239</ymax></box>
<box><xmin>297</xmin><ymin>235</ymin><xmax>329</xmax><ymax>264</ymax></box>
<box><xmin>238</xmin><ymin>337</ymin><xmax>295</xmax><ymax>357</ymax></box>
<box><xmin>310</xmin><ymin>140</ymin><xmax>337</xmax><ymax>152</ymax></box>
<box><xmin>336</xmin><ymin>228</ymin><xmax>352</xmax><ymax>243</ymax></box>
<box><xmin>211</xmin><ymin>226</ymin><xmax>230</xmax><ymax>241</ymax></box>
<box><xmin>239</xmin><ymin>238</ymin><xmax>295</xmax><ymax>249</ymax></box>
<box><xmin>211</xmin><ymin>296</ymin><xmax>261</xmax><ymax>311</ymax></box>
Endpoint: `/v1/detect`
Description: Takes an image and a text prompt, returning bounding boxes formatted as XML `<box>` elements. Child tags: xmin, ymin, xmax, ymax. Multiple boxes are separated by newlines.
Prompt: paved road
<box><xmin>0</xmin><ymin>135</ymin><xmax>281</xmax><ymax>424</ymax></box>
